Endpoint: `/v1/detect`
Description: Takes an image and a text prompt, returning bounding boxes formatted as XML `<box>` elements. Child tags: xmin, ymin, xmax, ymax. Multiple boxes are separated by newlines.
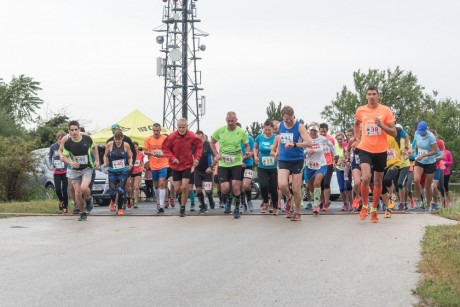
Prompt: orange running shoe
<box><xmin>352</xmin><ymin>197</ymin><xmax>360</xmax><ymax>209</ymax></box>
<box><xmin>384</xmin><ymin>209</ymin><xmax>392</xmax><ymax>218</ymax></box>
<box><xmin>109</xmin><ymin>201</ymin><xmax>115</xmax><ymax>212</ymax></box>
<box><xmin>358</xmin><ymin>207</ymin><xmax>368</xmax><ymax>220</ymax></box>
<box><xmin>370</xmin><ymin>211</ymin><xmax>378</xmax><ymax>223</ymax></box>
<box><xmin>117</xmin><ymin>209</ymin><xmax>124</xmax><ymax>216</ymax></box>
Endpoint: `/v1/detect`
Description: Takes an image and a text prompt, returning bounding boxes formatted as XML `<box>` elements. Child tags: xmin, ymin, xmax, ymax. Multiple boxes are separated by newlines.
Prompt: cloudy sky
<box><xmin>1</xmin><ymin>0</ymin><xmax>459</xmax><ymax>134</ymax></box>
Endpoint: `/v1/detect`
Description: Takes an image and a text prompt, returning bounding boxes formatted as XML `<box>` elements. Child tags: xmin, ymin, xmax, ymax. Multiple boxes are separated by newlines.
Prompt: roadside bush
<box><xmin>0</xmin><ymin>136</ymin><xmax>38</xmax><ymax>201</ymax></box>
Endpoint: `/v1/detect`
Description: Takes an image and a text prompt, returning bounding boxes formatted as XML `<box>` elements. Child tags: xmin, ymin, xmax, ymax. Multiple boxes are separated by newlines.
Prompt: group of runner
<box><xmin>49</xmin><ymin>86</ymin><xmax>454</xmax><ymax>222</ymax></box>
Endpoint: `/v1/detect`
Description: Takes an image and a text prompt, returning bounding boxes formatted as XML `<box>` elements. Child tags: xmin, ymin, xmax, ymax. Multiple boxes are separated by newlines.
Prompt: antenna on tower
<box><xmin>154</xmin><ymin>0</ymin><xmax>209</xmax><ymax>131</ymax></box>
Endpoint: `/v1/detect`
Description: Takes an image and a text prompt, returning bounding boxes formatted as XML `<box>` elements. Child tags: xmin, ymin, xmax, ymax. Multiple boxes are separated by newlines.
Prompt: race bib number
<box><xmin>365</xmin><ymin>124</ymin><xmax>381</xmax><ymax>136</ymax></box>
<box><xmin>387</xmin><ymin>149</ymin><xmax>396</xmax><ymax>160</ymax></box>
<box><xmin>153</xmin><ymin>150</ymin><xmax>163</xmax><ymax>156</ymax></box>
<box><xmin>74</xmin><ymin>155</ymin><xmax>88</xmax><ymax>164</ymax></box>
<box><xmin>54</xmin><ymin>160</ymin><xmax>65</xmax><ymax>169</ymax></box>
<box><xmin>418</xmin><ymin>149</ymin><xmax>428</xmax><ymax>157</ymax></box>
<box><xmin>307</xmin><ymin>161</ymin><xmax>321</xmax><ymax>170</ymax></box>
<box><xmin>261</xmin><ymin>156</ymin><xmax>275</xmax><ymax>166</ymax></box>
<box><xmin>112</xmin><ymin>159</ymin><xmax>126</xmax><ymax>170</ymax></box>
<box><xmin>222</xmin><ymin>154</ymin><xmax>236</xmax><ymax>164</ymax></box>
<box><xmin>354</xmin><ymin>154</ymin><xmax>360</xmax><ymax>164</ymax></box>
<box><xmin>280</xmin><ymin>133</ymin><xmax>294</xmax><ymax>144</ymax></box>
<box><xmin>134</xmin><ymin>160</ymin><xmax>140</xmax><ymax>167</ymax></box>
<box><xmin>243</xmin><ymin>169</ymin><xmax>253</xmax><ymax>178</ymax></box>
<box><xmin>203</xmin><ymin>181</ymin><xmax>212</xmax><ymax>192</ymax></box>
<box><xmin>337</xmin><ymin>160</ymin><xmax>345</xmax><ymax>168</ymax></box>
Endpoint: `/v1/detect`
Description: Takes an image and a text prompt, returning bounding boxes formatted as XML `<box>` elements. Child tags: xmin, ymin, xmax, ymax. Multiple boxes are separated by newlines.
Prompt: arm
<box><xmin>377</xmin><ymin>120</ymin><xmax>397</xmax><ymax>138</ymax></box>
<box><xmin>92</xmin><ymin>145</ymin><xmax>100</xmax><ymax>169</ymax></box>
<box><xmin>210</xmin><ymin>137</ymin><xmax>220</xmax><ymax>162</ymax></box>
<box><xmin>296</xmin><ymin>124</ymin><xmax>312</xmax><ymax>148</ymax></box>
<box><xmin>161</xmin><ymin>136</ymin><xmax>177</xmax><ymax>163</ymax></box>
<box><xmin>270</xmin><ymin>137</ymin><xmax>279</xmax><ymax>158</ymax></box>
<box><xmin>193</xmin><ymin>136</ymin><xmax>204</xmax><ymax>167</ymax></box>
<box><xmin>353</xmin><ymin>119</ymin><xmax>361</xmax><ymax>148</ymax></box>
<box><xmin>103</xmin><ymin>143</ymin><xmax>111</xmax><ymax>167</ymax></box>
<box><xmin>253</xmin><ymin>142</ymin><xmax>260</xmax><ymax>165</ymax></box>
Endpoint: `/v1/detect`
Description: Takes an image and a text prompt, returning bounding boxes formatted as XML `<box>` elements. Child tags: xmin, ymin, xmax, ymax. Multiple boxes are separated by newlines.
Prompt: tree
<box><xmin>29</xmin><ymin>113</ymin><xmax>70</xmax><ymax>148</ymax></box>
<box><xmin>246</xmin><ymin>122</ymin><xmax>263</xmax><ymax>139</ymax></box>
<box><xmin>266</xmin><ymin>101</ymin><xmax>282</xmax><ymax>121</ymax></box>
<box><xmin>321</xmin><ymin>66</ymin><xmax>431</xmax><ymax>133</ymax></box>
<box><xmin>0</xmin><ymin>75</ymin><xmax>44</xmax><ymax>125</ymax></box>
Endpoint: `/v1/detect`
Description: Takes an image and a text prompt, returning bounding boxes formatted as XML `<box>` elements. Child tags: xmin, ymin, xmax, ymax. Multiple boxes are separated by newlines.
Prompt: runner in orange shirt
<box><xmin>353</xmin><ymin>86</ymin><xmax>396</xmax><ymax>223</ymax></box>
<box><xmin>144</xmin><ymin>123</ymin><xmax>169</xmax><ymax>213</ymax></box>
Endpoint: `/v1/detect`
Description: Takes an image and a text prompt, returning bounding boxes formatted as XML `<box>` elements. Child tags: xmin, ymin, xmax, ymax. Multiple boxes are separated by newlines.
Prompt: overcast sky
<box><xmin>1</xmin><ymin>0</ymin><xmax>459</xmax><ymax>134</ymax></box>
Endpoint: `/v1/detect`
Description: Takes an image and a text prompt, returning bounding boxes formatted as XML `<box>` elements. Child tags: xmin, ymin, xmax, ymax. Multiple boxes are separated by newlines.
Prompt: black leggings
<box><xmin>258</xmin><ymin>168</ymin><xmax>278</xmax><ymax>204</ymax></box>
<box><xmin>383</xmin><ymin>167</ymin><xmax>399</xmax><ymax>194</ymax></box>
<box><xmin>444</xmin><ymin>174</ymin><xmax>450</xmax><ymax>192</ymax></box>
<box><xmin>54</xmin><ymin>173</ymin><xmax>69</xmax><ymax>209</ymax></box>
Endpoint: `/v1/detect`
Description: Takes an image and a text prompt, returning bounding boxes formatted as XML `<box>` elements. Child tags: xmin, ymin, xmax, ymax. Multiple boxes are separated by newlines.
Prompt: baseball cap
<box><xmin>308</xmin><ymin>125</ymin><xmax>319</xmax><ymax>131</ymax></box>
<box><xmin>111</xmin><ymin>123</ymin><xmax>120</xmax><ymax>130</ymax></box>
<box><xmin>416</xmin><ymin>121</ymin><xmax>428</xmax><ymax>135</ymax></box>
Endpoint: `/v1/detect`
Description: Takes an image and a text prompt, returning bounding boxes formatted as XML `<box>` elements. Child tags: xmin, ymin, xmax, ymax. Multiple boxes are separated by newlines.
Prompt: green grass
<box><xmin>414</xmin><ymin>201</ymin><xmax>460</xmax><ymax>306</ymax></box>
<box><xmin>0</xmin><ymin>200</ymin><xmax>60</xmax><ymax>215</ymax></box>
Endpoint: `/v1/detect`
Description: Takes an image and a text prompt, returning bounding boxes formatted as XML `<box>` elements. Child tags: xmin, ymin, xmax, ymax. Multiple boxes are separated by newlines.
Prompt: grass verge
<box><xmin>414</xmin><ymin>203</ymin><xmax>460</xmax><ymax>306</ymax></box>
<box><xmin>0</xmin><ymin>200</ymin><xmax>60</xmax><ymax>215</ymax></box>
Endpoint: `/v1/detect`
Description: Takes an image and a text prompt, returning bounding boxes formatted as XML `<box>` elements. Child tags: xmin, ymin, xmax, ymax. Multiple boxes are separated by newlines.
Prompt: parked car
<box><xmin>30</xmin><ymin>148</ymin><xmax>56</xmax><ymax>199</ymax></box>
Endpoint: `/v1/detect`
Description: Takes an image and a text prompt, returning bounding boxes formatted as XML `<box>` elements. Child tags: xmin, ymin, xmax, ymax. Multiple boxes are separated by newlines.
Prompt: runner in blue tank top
<box><xmin>272</xmin><ymin>105</ymin><xmax>312</xmax><ymax>221</ymax></box>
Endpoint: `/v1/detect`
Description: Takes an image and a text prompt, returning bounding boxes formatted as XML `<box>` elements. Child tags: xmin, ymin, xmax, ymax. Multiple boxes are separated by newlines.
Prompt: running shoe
<box><xmin>341</xmin><ymin>203</ymin><xmax>348</xmax><ymax>211</ymax></box>
<box><xmin>86</xmin><ymin>197</ymin><xmax>93</xmax><ymax>213</ymax></box>
<box><xmin>73</xmin><ymin>206</ymin><xmax>80</xmax><ymax>215</ymax></box>
<box><xmin>384</xmin><ymin>209</ymin><xmax>392</xmax><ymax>218</ymax></box>
<box><xmin>247</xmin><ymin>200</ymin><xmax>254</xmax><ymax>212</ymax></box>
<box><xmin>352</xmin><ymin>197</ymin><xmax>360</xmax><ymax>210</ymax></box>
<box><xmin>370</xmin><ymin>211</ymin><xmax>379</xmax><ymax>223</ymax></box>
<box><xmin>170</xmin><ymin>199</ymin><xmax>175</xmax><ymax>208</ymax></box>
<box><xmin>233</xmin><ymin>208</ymin><xmax>240</xmax><ymax>219</ymax></box>
<box><xmin>321</xmin><ymin>204</ymin><xmax>329</xmax><ymax>212</ymax></box>
<box><xmin>180</xmin><ymin>206</ymin><xmax>186</xmax><ymax>217</ymax></box>
<box><xmin>219</xmin><ymin>200</ymin><xmax>224</xmax><ymax>208</ymax></box>
<box><xmin>117</xmin><ymin>209</ymin><xmax>124</xmax><ymax>216</ymax></box>
<box><xmin>284</xmin><ymin>195</ymin><xmax>294</xmax><ymax>213</ymax></box>
<box><xmin>209</xmin><ymin>199</ymin><xmax>216</xmax><ymax>209</ymax></box>
<box><xmin>397</xmin><ymin>203</ymin><xmax>405</xmax><ymax>211</ymax></box>
<box><xmin>432</xmin><ymin>203</ymin><xmax>440</xmax><ymax>210</ymax></box>
<box><xmin>313</xmin><ymin>205</ymin><xmax>320</xmax><ymax>216</ymax></box>
<box><xmin>277</xmin><ymin>201</ymin><xmax>281</xmax><ymax>209</ymax></box>
<box><xmin>410</xmin><ymin>197</ymin><xmax>415</xmax><ymax>209</ymax></box>
<box><xmin>241</xmin><ymin>203</ymin><xmax>248</xmax><ymax>213</ymax></box>
<box><xmin>199</xmin><ymin>204</ymin><xmax>207</xmax><ymax>214</ymax></box>
<box><xmin>158</xmin><ymin>207</ymin><xmax>165</xmax><ymax>213</ymax></box>
<box><xmin>164</xmin><ymin>200</ymin><xmax>169</xmax><ymax>208</ymax></box>
<box><xmin>291</xmin><ymin>212</ymin><xmax>301</xmax><ymax>221</ymax></box>
<box><xmin>261</xmin><ymin>203</ymin><xmax>269</xmax><ymax>213</ymax></box>
<box><xmin>272</xmin><ymin>208</ymin><xmax>279</xmax><ymax>216</ymax></box>
<box><xmin>77</xmin><ymin>213</ymin><xmax>87</xmax><ymax>221</ymax></box>
<box><xmin>358</xmin><ymin>207</ymin><xmax>368</xmax><ymax>220</ymax></box>
<box><xmin>190</xmin><ymin>204</ymin><xmax>195</xmax><ymax>212</ymax></box>
<box><xmin>127</xmin><ymin>200</ymin><xmax>133</xmax><ymax>209</ymax></box>
<box><xmin>58</xmin><ymin>201</ymin><xmax>64</xmax><ymax>211</ymax></box>
<box><xmin>224</xmin><ymin>201</ymin><xmax>232</xmax><ymax>214</ymax></box>
<box><xmin>286</xmin><ymin>211</ymin><xmax>293</xmax><ymax>219</ymax></box>
<box><xmin>133</xmin><ymin>202</ymin><xmax>138</xmax><ymax>209</ymax></box>
<box><xmin>109</xmin><ymin>200</ymin><xmax>115</xmax><ymax>212</ymax></box>
<box><xmin>304</xmin><ymin>203</ymin><xmax>312</xmax><ymax>210</ymax></box>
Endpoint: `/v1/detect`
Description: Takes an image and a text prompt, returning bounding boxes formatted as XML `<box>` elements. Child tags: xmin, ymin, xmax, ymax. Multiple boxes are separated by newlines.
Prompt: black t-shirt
<box><xmin>196</xmin><ymin>141</ymin><xmax>212</xmax><ymax>171</ymax></box>
<box><xmin>63</xmin><ymin>135</ymin><xmax>95</xmax><ymax>170</ymax></box>
<box><xmin>107</xmin><ymin>135</ymin><xmax>137</xmax><ymax>162</ymax></box>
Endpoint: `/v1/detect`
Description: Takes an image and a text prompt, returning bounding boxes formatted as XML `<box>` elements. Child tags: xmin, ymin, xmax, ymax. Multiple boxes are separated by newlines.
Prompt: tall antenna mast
<box><xmin>154</xmin><ymin>0</ymin><xmax>208</xmax><ymax>130</ymax></box>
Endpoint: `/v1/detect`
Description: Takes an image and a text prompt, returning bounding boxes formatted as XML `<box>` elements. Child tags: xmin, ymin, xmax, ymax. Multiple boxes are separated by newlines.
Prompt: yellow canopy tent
<box><xmin>90</xmin><ymin>109</ymin><xmax>170</xmax><ymax>145</ymax></box>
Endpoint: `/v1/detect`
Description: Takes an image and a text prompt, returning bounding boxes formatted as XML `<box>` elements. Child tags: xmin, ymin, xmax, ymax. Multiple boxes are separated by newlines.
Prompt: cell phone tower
<box><xmin>154</xmin><ymin>0</ymin><xmax>208</xmax><ymax>131</ymax></box>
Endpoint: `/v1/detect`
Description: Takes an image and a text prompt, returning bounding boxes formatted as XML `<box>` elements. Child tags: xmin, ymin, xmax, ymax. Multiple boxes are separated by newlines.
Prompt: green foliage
<box><xmin>246</xmin><ymin>122</ymin><xmax>263</xmax><ymax>139</ymax></box>
<box><xmin>0</xmin><ymin>75</ymin><xmax>44</xmax><ymax>125</ymax></box>
<box><xmin>0</xmin><ymin>108</ymin><xmax>26</xmax><ymax>137</ymax></box>
<box><xmin>29</xmin><ymin>113</ymin><xmax>69</xmax><ymax>148</ymax></box>
<box><xmin>321</xmin><ymin>66</ymin><xmax>431</xmax><ymax>133</ymax></box>
<box><xmin>0</xmin><ymin>136</ymin><xmax>38</xmax><ymax>201</ymax></box>
<box><xmin>266</xmin><ymin>101</ymin><xmax>282</xmax><ymax>121</ymax></box>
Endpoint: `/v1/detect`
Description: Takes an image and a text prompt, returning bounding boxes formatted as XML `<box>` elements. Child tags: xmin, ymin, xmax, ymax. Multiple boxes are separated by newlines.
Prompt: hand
<box><xmin>72</xmin><ymin>161</ymin><xmax>80</xmax><ymax>168</ymax></box>
<box><xmin>374</xmin><ymin>117</ymin><xmax>382</xmax><ymax>127</ymax></box>
<box><xmin>50</xmin><ymin>165</ymin><xmax>56</xmax><ymax>171</ymax></box>
<box><xmin>352</xmin><ymin>139</ymin><xmax>360</xmax><ymax>149</ymax></box>
<box><xmin>285</xmin><ymin>142</ymin><xmax>295</xmax><ymax>149</ymax></box>
<box><xmin>214</xmin><ymin>154</ymin><xmax>220</xmax><ymax>162</ymax></box>
<box><xmin>306</xmin><ymin>149</ymin><xmax>314</xmax><ymax>155</ymax></box>
<box><xmin>254</xmin><ymin>157</ymin><xmax>259</xmax><ymax>165</ymax></box>
<box><xmin>94</xmin><ymin>161</ymin><xmax>100</xmax><ymax>169</ymax></box>
<box><xmin>206</xmin><ymin>166</ymin><xmax>212</xmax><ymax>173</ymax></box>
<box><xmin>416</xmin><ymin>155</ymin><xmax>423</xmax><ymax>161</ymax></box>
<box><xmin>172</xmin><ymin>158</ymin><xmax>179</xmax><ymax>164</ymax></box>
<box><xmin>242</xmin><ymin>162</ymin><xmax>247</xmax><ymax>168</ymax></box>
<box><xmin>193</xmin><ymin>159</ymin><xmax>199</xmax><ymax>167</ymax></box>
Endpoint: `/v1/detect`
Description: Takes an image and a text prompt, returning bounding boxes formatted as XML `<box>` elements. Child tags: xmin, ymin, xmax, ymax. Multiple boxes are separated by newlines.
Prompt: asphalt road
<box><xmin>0</xmin><ymin>206</ymin><xmax>457</xmax><ymax>307</ymax></box>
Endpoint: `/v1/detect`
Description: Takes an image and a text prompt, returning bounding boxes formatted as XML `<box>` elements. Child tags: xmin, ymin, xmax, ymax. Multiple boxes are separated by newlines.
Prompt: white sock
<box><xmin>154</xmin><ymin>188</ymin><xmax>159</xmax><ymax>203</ymax></box>
<box><xmin>159</xmin><ymin>189</ymin><xmax>166</xmax><ymax>208</ymax></box>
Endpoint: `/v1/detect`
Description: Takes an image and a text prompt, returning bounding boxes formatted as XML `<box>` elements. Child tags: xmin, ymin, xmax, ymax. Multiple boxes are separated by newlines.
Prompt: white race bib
<box><xmin>221</xmin><ymin>154</ymin><xmax>236</xmax><ymax>164</ymax></box>
<box><xmin>54</xmin><ymin>160</ymin><xmax>65</xmax><ymax>169</ymax></box>
<box><xmin>74</xmin><ymin>155</ymin><xmax>88</xmax><ymax>164</ymax></box>
<box><xmin>153</xmin><ymin>150</ymin><xmax>163</xmax><ymax>156</ymax></box>
<box><xmin>112</xmin><ymin>159</ymin><xmax>126</xmax><ymax>170</ymax></box>
<box><xmin>307</xmin><ymin>161</ymin><xmax>321</xmax><ymax>170</ymax></box>
<box><xmin>418</xmin><ymin>149</ymin><xmax>428</xmax><ymax>158</ymax></box>
<box><xmin>387</xmin><ymin>149</ymin><xmax>396</xmax><ymax>160</ymax></box>
<box><xmin>280</xmin><ymin>133</ymin><xmax>294</xmax><ymax>144</ymax></box>
<box><xmin>354</xmin><ymin>154</ymin><xmax>360</xmax><ymax>164</ymax></box>
<box><xmin>203</xmin><ymin>181</ymin><xmax>212</xmax><ymax>192</ymax></box>
<box><xmin>243</xmin><ymin>169</ymin><xmax>253</xmax><ymax>178</ymax></box>
<box><xmin>134</xmin><ymin>160</ymin><xmax>140</xmax><ymax>167</ymax></box>
<box><xmin>365</xmin><ymin>124</ymin><xmax>381</xmax><ymax>136</ymax></box>
<box><xmin>261</xmin><ymin>156</ymin><xmax>275</xmax><ymax>166</ymax></box>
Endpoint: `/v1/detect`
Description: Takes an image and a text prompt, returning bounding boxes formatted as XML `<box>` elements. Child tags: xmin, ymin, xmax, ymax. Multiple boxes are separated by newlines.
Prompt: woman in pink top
<box><xmin>443</xmin><ymin>149</ymin><xmax>454</xmax><ymax>207</ymax></box>
<box><xmin>127</xmin><ymin>142</ymin><xmax>145</xmax><ymax>208</ymax></box>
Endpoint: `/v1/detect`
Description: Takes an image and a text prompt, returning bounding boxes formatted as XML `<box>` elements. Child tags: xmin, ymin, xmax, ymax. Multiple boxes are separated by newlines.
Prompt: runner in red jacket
<box><xmin>162</xmin><ymin>118</ymin><xmax>203</xmax><ymax>216</ymax></box>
